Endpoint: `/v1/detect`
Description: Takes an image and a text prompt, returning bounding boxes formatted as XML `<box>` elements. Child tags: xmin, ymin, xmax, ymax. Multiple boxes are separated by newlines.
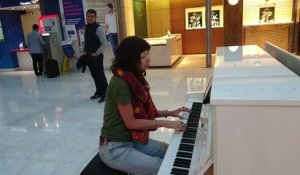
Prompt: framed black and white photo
<box><xmin>259</xmin><ymin>7</ymin><xmax>275</xmax><ymax>23</ymax></box>
<box><xmin>185</xmin><ymin>6</ymin><xmax>223</xmax><ymax>30</ymax></box>
<box><xmin>211</xmin><ymin>5</ymin><xmax>223</xmax><ymax>28</ymax></box>
<box><xmin>185</xmin><ymin>7</ymin><xmax>205</xmax><ymax>30</ymax></box>
<box><xmin>211</xmin><ymin>10</ymin><xmax>220</xmax><ymax>27</ymax></box>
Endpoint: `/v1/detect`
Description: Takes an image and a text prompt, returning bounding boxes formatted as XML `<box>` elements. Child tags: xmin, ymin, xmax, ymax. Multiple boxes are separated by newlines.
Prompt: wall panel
<box><xmin>170</xmin><ymin>0</ymin><xmax>223</xmax><ymax>54</ymax></box>
<box><xmin>223</xmin><ymin>0</ymin><xmax>243</xmax><ymax>46</ymax></box>
<box><xmin>244</xmin><ymin>24</ymin><xmax>291</xmax><ymax>51</ymax></box>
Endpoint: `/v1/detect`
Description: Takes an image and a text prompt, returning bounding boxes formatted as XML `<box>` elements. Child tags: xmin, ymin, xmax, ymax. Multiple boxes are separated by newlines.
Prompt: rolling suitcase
<box><xmin>46</xmin><ymin>59</ymin><xmax>60</xmax><ymax>78</ymax></box>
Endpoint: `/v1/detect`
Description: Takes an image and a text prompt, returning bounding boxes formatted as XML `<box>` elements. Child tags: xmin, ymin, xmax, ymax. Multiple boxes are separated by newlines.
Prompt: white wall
<box><xmin>21</xmin><ymin>9</ymin><xmax>41</xmax><ymax>45</ymax></box>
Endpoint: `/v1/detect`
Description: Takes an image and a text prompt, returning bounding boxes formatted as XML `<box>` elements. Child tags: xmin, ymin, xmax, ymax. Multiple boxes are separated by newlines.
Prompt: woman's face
<box><xmin>140</xmin><ymin>50</ymin><xmax>150</xmax><ymax>71</ymax></box>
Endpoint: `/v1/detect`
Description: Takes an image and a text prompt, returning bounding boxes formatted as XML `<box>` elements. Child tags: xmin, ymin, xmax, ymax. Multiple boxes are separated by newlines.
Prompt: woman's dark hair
<box><xmin>111</xmin><ymin>36</ymin><xmax>150</xmax><ymax>81</ymax></box>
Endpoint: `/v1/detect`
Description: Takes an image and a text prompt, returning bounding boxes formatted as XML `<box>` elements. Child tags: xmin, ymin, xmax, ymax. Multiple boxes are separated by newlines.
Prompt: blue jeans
<box><xmin>108</xmin><ymin>33</ymin><xmax>118</xmax><ymax>56</ymax></box>
<box><xmin>99</xmin><ymin>139</ymin><xmax>168</xmax><ymax>175</ymax></box>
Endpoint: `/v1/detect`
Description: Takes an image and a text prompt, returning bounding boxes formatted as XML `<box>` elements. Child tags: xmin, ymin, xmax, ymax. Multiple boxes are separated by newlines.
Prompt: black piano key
<box><xmin>187</xmin><ymin>121</ymin><xmax>198</xmax><ymax>125</ymax></box>
<box><xmin>182</xmin><ymin>137</ymin><xmax>196</xmax><ymax>141</ymax></box>
<box><xmin>185</xmin><ymin>128</ymin><xmax>197</xmax><ymax>132</ymax></box>
<box><xmin>187</xmin><ymin>118</ymin><xmax>199</xmax><ymax>122</ymax></box>
<box><xmin>188</xmin><ymin>117</ymin><xmax>200</xmax><ymax>121</ymax></box>
<box><xmin>174</xmin><ymin>157</ymin><xmax>191</xmax><ymax>162</ymax></box>
<box><xmin>176</xmin><ymin>151</ymin><xmax>193</xmax><ymax>158</ymax></box>
<box><xmin>183</xmin><ymin>133</ymin><xmax>197</xmax><ymax>138</ymax></box>
<box><xmin>186</xmin><ymin>129</ymin><xmax>197</xmax><ymax>133</ymax></box>
<box><xmin>192</xmin><ymin>108</ymin><xmax>201</xmax><ymax>112</ymax></box>
<box><xmin>178</xmin><ymin>147</ymin><xmax>193</xmax><ymax>152</ymax></box>
<box><xmin>171</xmin><ymin>168</ymin><xmax>189</xmax><ymax>175</ymax></box>
<box><xmin>185</xmin><ymin>128</ymin><xmax>197</xmax><ymax>133</ymax></box>
<box><xmin>188</xmin><ymin>119</ymin><xmax>199</xmax><ymax>123</ymax></box>
<box><xmin>178</xmin><ymin>145</ymin><xmax>194</xmax><ymax>152</ymax></box>
<box><xmin>189</xmin><ymin>113</ymin><xmax>200</xmax><ymax>117</ymax></box>
<box><xmin>174</xmin><ymin>158</ymin><xmax>191</xmax><ymax>165</ymax></box>
<box><xmin>187</xmin><ymin>123</ymin><xmax>199</xmax><ymax>128</ymax></box>
<box><xmin>173</xmin><ymin>161</ymin><xmax>191</xmax><ymax>168</ymax></box>
<box><xmin>170</xmin><ymin>102</ymin><xmax>203</xmax><ymax>175</ymax></box>
<box><xmin>181</xmin><ymin>138</ymin><xmax>195</xmax><ymax>144</ymax></box>
<box><xmin>179</xmin><ymin>144</ymin><xmax>194</xmax><ymax>149</ymax></box>
<box><xmin>187</xmin><ymin>121</ymin><xmax>199</xmax><ymax>125</ymax></box>
<box><xmin>192</xmin><ymin>103</ymin><xmax>202</xmax><ymax>108</ymax></box>
<box><xmin>186</xmin><ymin>127</ymin><xmax>197</xmax><ymax>131</ymax></box>
<box><xmin>184</xmin><ymin>132</ymin><xmax>197</xmax><ymax>136</ymax></box>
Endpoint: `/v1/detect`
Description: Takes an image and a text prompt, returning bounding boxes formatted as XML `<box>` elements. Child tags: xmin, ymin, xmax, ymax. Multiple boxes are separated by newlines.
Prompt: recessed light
<box><xmin>228</xmin><ymin>0</ymin><xmax>239</xmax><ymax>6</ymax></box>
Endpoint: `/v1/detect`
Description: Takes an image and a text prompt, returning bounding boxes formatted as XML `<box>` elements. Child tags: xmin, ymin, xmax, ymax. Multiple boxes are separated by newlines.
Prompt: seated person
<box><xmin>99</xmin><ymin>36</ymin><xmax>190</xmax><ymax>175</ymax></box>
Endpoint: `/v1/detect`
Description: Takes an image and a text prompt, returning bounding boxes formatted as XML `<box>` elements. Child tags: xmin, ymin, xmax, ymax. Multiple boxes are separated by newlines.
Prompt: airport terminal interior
<box><xmin>0</xmin><ymin>55</ymin><xmax>213</xmax><ymax>174</ymax></box>
<box><xmin>1</xmin><ymin>0</ymin><xmax>300</xmax><ymax>174</ymax></box>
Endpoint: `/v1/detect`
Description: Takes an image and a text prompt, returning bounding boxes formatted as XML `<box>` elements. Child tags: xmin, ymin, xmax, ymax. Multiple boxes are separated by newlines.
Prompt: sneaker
<box><xmin>98</xmin><ymin>97</ymin><xmax>105</xmax><ymax>103</ymax></box>
<box><xmin>90</xmin><ymin>94</ymin><xmax>101</xmax><ymax>100</ymax></box>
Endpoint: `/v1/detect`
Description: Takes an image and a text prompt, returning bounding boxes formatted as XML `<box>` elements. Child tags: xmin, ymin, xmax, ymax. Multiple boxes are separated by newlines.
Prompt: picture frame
<box><xmin>259</xmin><ymin>7</ymin><xmax>275</xmax><ymax>23</ymax></box>
<box><xmin>185</xmin><ymin>7</ymin><xmax>205</xmax><ymax>30</ymax></box>
<box><xmin>211</xmin><ymin>5</ymin><xmax>223</xmax><ymax>28</ymax></box>
<box><xmin>185</xmin><ymin>6</ymin><xmax>223</xmax><ymax>30</ymax></box>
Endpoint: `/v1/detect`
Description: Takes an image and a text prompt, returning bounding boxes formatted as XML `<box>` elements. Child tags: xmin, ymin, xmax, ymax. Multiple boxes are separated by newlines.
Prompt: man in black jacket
<box><xmin>84</xmin><ymin>9</ymin><xmax>108</xmax><ymax>103</ymax></box>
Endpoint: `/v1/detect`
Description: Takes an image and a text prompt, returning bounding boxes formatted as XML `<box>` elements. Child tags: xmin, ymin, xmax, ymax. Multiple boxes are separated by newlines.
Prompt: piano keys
<box><xmin>158</xmin><ymin>101</ymin><xmax>213</xmax><ymax>175</ymax></box>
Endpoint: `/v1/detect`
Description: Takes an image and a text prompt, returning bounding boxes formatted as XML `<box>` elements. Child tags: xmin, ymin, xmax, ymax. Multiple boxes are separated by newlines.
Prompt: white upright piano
<box><xmin>211</xmin><ymin>45</ymin><xmax>300</xmax><ymax>175</ymax></box>
<box><xmin>158</xmin><ymin>45</ymin><xmax>300</xmax><ymax>175</ymax></box>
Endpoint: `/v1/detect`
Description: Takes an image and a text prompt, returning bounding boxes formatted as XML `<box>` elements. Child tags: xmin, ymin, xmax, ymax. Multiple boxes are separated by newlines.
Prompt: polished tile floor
<box><xmin>0</xmin><ymin>55</ymin><xmax>213</xmax><ymax>175</ymax></box>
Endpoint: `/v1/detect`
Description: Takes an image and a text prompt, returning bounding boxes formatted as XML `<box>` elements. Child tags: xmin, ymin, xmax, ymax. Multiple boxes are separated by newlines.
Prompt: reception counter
<box><xmin>11</xmin><ymin>48</ymin><xmax>33</xmax><ymax>70</ymax></box>
<box><xmin>144</xmin><ymin>34</ymin><xmax>182</xmax><ymax>67</ymax></box>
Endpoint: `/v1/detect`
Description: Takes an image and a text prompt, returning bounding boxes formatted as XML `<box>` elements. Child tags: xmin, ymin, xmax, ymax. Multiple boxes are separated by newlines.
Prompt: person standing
<box><xmin>84</xmin><ymin>9</ymin><xmax>108</xmax><ymax>103</ymax></box>
<box><xmin>105</xmin><ymin>3</ymin><xmax>118</xmax><ymax>56</ymax></box>
<box><xmin>27</xmin><ymin>24</ymin><xmax>46</xmax><ymax>76</ymax></box>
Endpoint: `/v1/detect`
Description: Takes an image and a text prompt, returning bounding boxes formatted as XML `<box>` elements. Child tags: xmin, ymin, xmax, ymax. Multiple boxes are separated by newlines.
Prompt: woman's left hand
<box><xmin>169</xmin><ymin>106</ymin><xmax>192</xmax><ymax>118</ymax></box>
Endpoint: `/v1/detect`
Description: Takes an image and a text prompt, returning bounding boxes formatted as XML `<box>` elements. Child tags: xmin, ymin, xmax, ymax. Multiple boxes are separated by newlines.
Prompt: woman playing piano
<box><xmin>99</xmin><ymin>36</ymin><xmax>190</xmax><ymax>175</ymax></box>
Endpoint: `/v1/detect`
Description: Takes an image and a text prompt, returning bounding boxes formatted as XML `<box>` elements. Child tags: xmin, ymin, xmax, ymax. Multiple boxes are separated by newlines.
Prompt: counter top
<box><xmin>144</xmin><ymin>39</ymin><xmax>167</xmax><ymax>45</ymax></box>
<box><xmin>211</xmin><ymin>45</ymin><xmax>300</xmax><ymax>106</ymax></box>
<box><xmin>144</xmin><ymin>34</ymin><xmax>181</xmax><ymax>46</ymax></box>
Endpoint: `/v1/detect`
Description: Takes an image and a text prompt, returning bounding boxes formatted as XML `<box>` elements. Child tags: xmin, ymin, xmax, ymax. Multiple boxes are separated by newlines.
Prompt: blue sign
<box><xmin>62</xmin><ymin>0</ymin><xmax>85</xmax><ymax>29</ymax></box>
<box><xmin>0</xmin><ymin>0</ymin><xmax>37</xmax><ymax>8</ymax></box>
<box><xmin>62</xmin><ymin>44</ymin><xmax>75</xmax><ymax>58</ymax></box>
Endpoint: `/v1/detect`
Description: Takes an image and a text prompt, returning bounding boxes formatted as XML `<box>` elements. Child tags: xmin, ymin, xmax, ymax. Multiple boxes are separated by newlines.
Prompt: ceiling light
<box><xmin>228</xmin><ymin>0</ymin><xmax>239</xmax><ymax>6</ymax></box>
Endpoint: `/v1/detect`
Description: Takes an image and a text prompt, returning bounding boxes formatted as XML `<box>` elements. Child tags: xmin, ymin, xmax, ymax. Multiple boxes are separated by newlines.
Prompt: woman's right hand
<box><xmin>169</xmin><ymin>120</ymin><xmax>187</xmax><ymax>132</ymax></box>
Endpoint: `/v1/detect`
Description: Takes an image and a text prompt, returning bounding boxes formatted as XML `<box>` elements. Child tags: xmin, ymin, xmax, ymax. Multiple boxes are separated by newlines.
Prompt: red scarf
<box><xmin>113</xmin><ymin>68</ymin><xmax>159</xmax><ymax>144</ymax></box>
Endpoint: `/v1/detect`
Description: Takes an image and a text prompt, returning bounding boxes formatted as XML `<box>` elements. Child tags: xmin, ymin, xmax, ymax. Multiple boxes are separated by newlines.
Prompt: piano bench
<box><xmin>80</xmin><ymin>154</ymin><xmax>128</xmax><ymax>175</ymax></box>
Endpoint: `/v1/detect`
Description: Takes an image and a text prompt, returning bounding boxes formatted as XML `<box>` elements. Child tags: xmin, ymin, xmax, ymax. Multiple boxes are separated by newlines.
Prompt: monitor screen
<box><xmin>42</xmin><ymin>33</ymin><xmax>50</xmax><ymax>36</ymax></box>
<box><xmin>67</xmin><ymin>31</ymin><xmax>75</xmax><ymax>35</ymax></box>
